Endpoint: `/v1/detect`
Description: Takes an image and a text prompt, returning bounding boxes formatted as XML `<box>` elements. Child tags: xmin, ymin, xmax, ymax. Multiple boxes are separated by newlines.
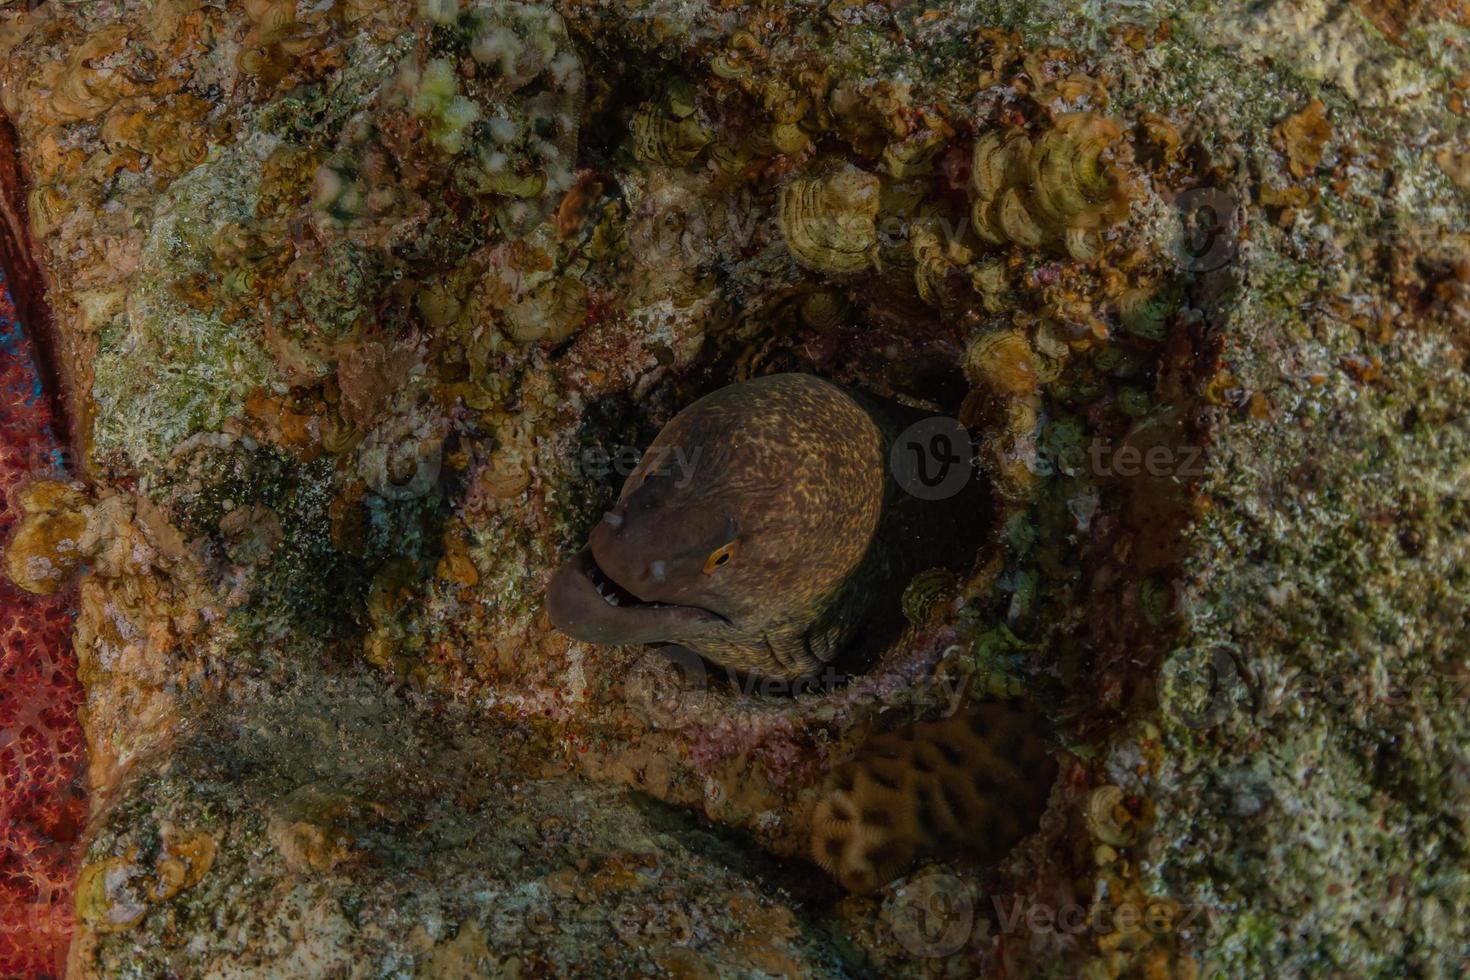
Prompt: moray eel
<box><xmin>546</xmin><ymin>373</ymin><xmax>987</xmax><ymax>681</ymax></box>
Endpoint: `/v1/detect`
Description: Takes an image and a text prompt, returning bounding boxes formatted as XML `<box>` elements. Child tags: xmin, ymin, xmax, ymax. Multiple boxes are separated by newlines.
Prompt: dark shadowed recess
<box><xmin>0</xmin><ymin>105</ymin><xmax>71</xmax><ymax>455</ymax></box>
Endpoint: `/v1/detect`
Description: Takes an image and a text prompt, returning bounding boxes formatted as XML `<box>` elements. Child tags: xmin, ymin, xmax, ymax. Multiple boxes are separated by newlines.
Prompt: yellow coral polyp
<box><xmin>2</xmin><ymin>480</ymin><xmax>89</xmax><ymax>595</ymax></box>
<box><xmin>710</xmin><ymin>30</ymin><xmax>766</xmax><ymax>79</ymax></box>
<box><xmin>502</xmin><ymin>276</ymin><xmax>589</xmax><ymax>345</ymax></box>
<box><xmin>882</xmin><ymin>114</ymin><xmax>953</xmax><ymax>180</ymax></box>
<box><xmin>778</xmin><ymin>164</ymin><xmax>880</xmax><ymax>275</ymax></box>
<box><xmin>75</xmin><ymin>829</ymin><xmax>217</xmax><ymax>934</ymax></box>
<box><xmin>964</xmin><ymin>328</ymin><xmax>1041</xmax><ymax>397</ymax></box>
<box><xmin>632</xmin><ymin>102</ymin><xmax>711</xmax><ymax>167</ymax></box>
<box><xmin>47</xmin><ymin>25</ymin><xmax>135</xmax><ymax>123</ymax></box>
<box><xmin>26</xmin><ymin>183</ymin><xmax>68</xmax><ymax>239</ymax></box>
<box><xmin>1030</xmin><ymin>113</ymin><xmax>1134</xmax><ymax>230</ymax></box>
<box><xmin>969</xmin><ymin>114</ymin><xmax>1137</xmax><ymax>261</ymax></box>
<box><xmin>411</xmin><ymin>58</ymin><xmax>482</xmax><ymax>154</ymax></box>
<box><xmin>75</xmin><ymin>856</ymin><xmax>148</xmax><ymax>934</ymax></box>
<box><xmin>798</xmin><ymin>288</ymin><xmax>847</xmax><ymax>330</ymax></box>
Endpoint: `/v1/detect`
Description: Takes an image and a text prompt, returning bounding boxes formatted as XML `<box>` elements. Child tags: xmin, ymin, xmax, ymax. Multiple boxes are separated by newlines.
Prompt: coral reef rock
<box><xmin>0</xmin><ymin>0</ymin><xmax>1467</xmax><ymax>975</ymax></box>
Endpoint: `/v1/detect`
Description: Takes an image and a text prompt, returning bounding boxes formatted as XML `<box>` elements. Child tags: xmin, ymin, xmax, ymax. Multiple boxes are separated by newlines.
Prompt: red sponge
<box><xmin>0</xmin><ymin>275</ymin><xmax>86</xmax><ymax>979</ymax></box>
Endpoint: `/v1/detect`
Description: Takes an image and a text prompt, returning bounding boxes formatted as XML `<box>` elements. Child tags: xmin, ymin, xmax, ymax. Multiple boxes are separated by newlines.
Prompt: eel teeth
<box><xmin>587</xmin><ymin>559</ymin><xmax>674</xmax><ymax>609</ymax></box>
<box><xmin>590</xmin><ymin>563</ymin><xmax>622</xmax><ymax>606</ymax></box>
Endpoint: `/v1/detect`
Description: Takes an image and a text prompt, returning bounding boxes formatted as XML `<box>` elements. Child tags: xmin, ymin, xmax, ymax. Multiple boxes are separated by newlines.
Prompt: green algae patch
<box><xmin>91</xmin><ymin>143</ymin><xmax>282</xmax><ymax>471</ymax></box>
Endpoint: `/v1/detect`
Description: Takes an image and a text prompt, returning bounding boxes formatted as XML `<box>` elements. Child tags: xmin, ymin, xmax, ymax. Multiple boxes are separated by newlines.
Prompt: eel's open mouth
<box><xmin>546</xmin><ymin>546</ymin><xmax>726</xmax><ymax>645</ymax></box>
<box><xmin>584</xmin><ymin>554</ymin><xmax>673</xmax><ymax>610</ymax></box>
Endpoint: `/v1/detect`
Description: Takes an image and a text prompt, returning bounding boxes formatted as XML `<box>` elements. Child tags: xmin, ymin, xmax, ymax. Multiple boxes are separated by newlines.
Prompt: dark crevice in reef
<box><xmin>0</xmin><ymin>106</ymin><xmax>72</xmax><ymax>460</ymax></box>
<box><xmin>560</xmin><ymin>317</ymin><xmax>995</xmax><ymax>690</ymax></box>
<box><xmin>564</xmin><ymin>32</ymin><xmax>672</xmax><ymax>169</ymax></box>
<box><xmin>555</xmin><ymin>391</ymin><xmax>664</xmax><ymax>551</ymax></box>
<box><xmin>1070</xmin><ymin>266</ymin><xmax>1230</xmax><ymax>741</ymax></box>
<box><xmin>628</xmin><ymin>788</ymin><xmax>842</xmax><ymax>903</ymax></box>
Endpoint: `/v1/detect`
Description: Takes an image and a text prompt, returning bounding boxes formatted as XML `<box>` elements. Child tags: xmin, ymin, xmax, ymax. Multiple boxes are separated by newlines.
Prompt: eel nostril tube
<box><xmin>603</xmin><ymin>511</ymin><xmax>623</xmax><ymax>528</ymax></box>
<box><xmin>649</xmin><ymin>559</ymin><xmax>667</xmax><ymax>584</ymax></box>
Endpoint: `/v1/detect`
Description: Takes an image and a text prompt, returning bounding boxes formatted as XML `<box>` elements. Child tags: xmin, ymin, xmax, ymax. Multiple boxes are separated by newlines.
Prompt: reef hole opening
<box><xmin>559</xmin><ymin>289</ymin><xmax>1007</xmax><ymax>709</ymax></box>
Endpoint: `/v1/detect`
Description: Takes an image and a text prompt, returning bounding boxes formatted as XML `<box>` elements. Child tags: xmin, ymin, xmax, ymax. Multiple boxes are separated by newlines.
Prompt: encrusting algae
<box><xmin>3</xmin><ymin>479</ymin><xmax>88</xmax><ymax>595</ymax></box>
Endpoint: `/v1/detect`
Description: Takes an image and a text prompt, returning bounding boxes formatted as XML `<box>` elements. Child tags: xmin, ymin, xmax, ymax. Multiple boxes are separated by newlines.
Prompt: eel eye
<box><xmin>703</xmin><ymin>542</ymin><xmax>737</xmax><ymax>574</ymax></box>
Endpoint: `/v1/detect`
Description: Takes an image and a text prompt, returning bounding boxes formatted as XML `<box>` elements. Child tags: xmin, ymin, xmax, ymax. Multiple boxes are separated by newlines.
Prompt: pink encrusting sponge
<box><xmin>0</xmin><ymin>271</ymin><xmax>86</xmax><ymax>978</ymax></box>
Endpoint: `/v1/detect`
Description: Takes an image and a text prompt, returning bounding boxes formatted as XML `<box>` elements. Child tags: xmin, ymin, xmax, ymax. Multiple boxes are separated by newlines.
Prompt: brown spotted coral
<box><xmin>809</xmin><ymin>701</ymin><xmax>1056</xmax><ymax>893</ymax></box>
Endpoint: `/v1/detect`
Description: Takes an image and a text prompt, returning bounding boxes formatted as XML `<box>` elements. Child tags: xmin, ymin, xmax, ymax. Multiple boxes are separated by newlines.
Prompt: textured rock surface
<box><xmin>69</xmin><ymin>670</ymin><xmax>854</xmax><ymax>977</ymax></box>
<box><xmin>0</xmin><ymin>0</ymin><xmax>1466</xmax><ymax>976</ymax></box>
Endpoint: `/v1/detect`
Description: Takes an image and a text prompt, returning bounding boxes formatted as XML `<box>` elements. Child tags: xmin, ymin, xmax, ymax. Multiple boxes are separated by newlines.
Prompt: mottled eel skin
<box><xmin>547</xmin><ymin>373</ymin><xmax>987</xmax><ymax>681</ymax></box>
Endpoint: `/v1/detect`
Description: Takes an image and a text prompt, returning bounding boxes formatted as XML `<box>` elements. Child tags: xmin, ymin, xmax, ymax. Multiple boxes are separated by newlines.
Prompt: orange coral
<box><xmin>1274</xmin><ymin>100</ymin><xmax>1332</xmax><ymax>179</ymax></box>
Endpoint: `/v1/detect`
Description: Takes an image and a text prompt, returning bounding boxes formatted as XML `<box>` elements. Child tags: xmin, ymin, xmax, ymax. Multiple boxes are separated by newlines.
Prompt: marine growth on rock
<box><xmin>0</xmin><ymin>0</ymin><xmax>1466</xmax><ymax>975</ymax></box>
